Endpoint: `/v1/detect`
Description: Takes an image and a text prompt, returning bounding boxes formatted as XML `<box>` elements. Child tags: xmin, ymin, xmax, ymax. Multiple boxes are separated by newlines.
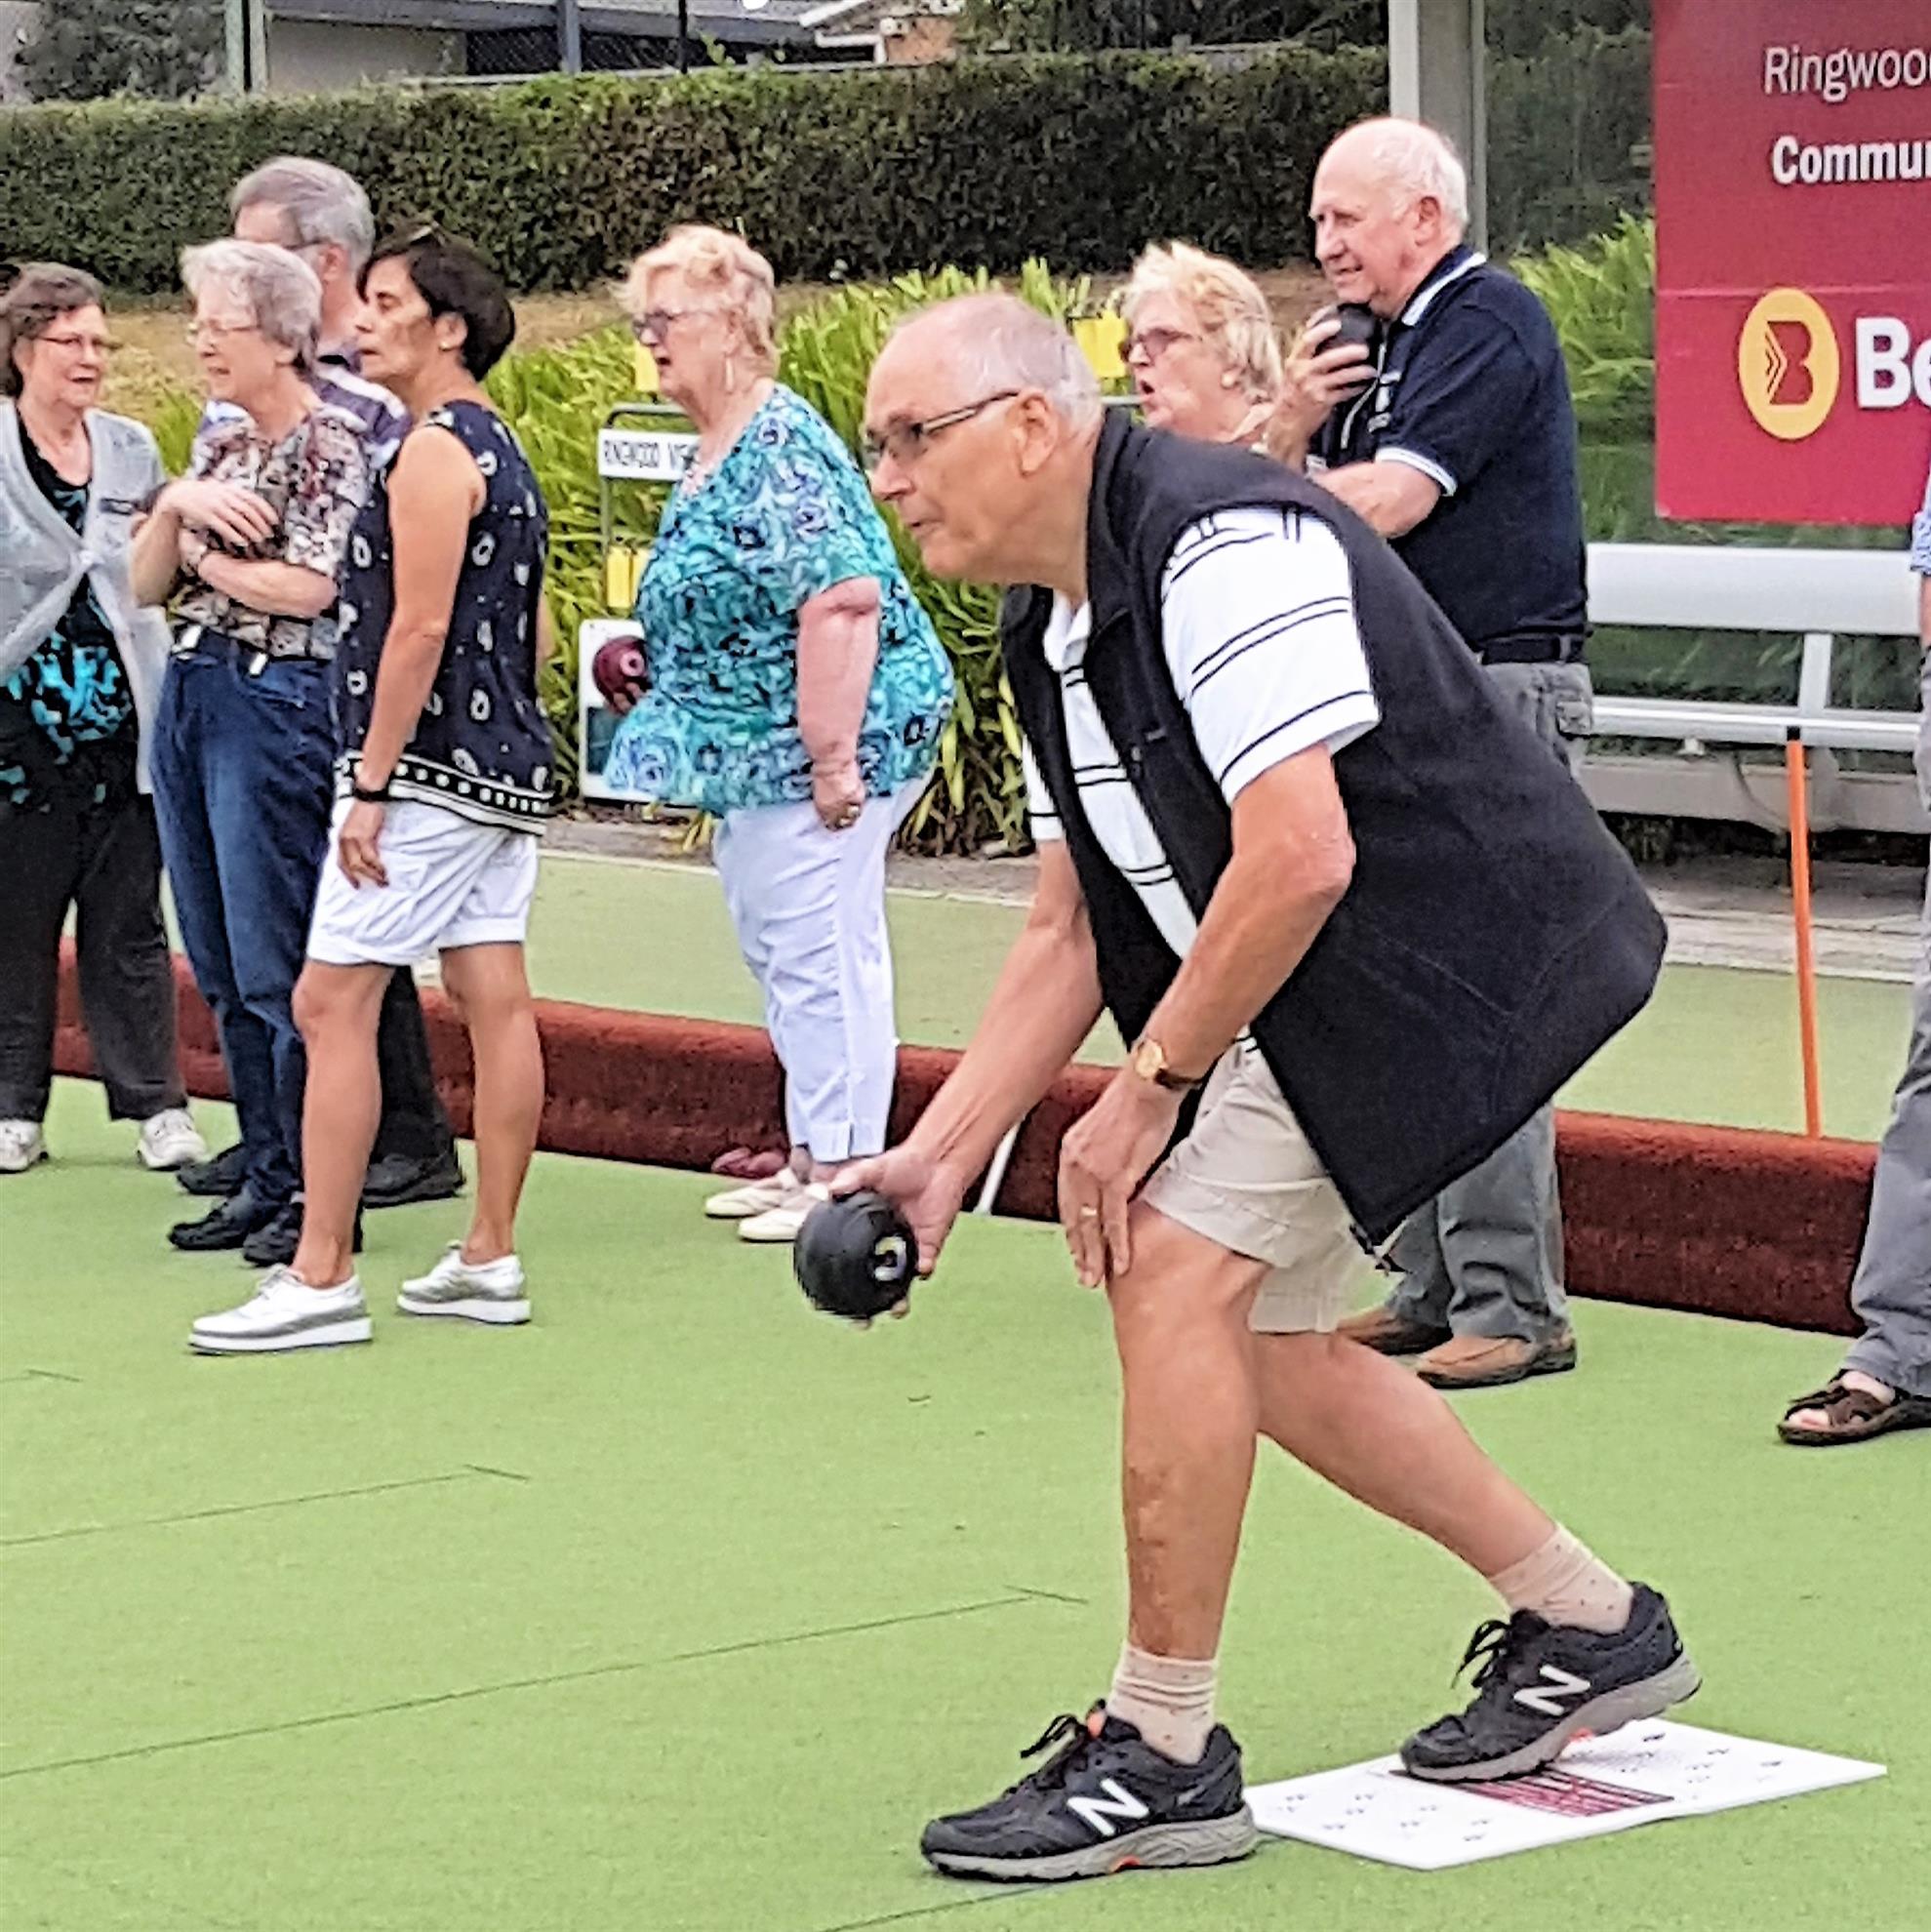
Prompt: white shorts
<box><xmin>1141</xmin><ymin>1041</ymin><xmax>1372</xmax><ymax>1334</ymax></box>
<box><xmin>307</xmin><ymin>798</ymin><xmax>540</xmax><ymax>968</ymax></box>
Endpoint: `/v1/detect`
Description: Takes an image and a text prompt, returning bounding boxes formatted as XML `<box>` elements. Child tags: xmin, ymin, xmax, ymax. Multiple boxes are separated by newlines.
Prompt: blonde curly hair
<box><xmin>1123</xmin><ymin>241</ymin><xmax>1283</xmax><ymax>403</ymax></box>
<box><xmin>620</xmin><ymin>224</ymin><xmax>778</xmax><ymax>375</ymax></box>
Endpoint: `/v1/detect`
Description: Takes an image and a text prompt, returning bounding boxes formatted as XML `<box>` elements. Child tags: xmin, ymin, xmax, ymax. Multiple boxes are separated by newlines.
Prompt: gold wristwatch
<box><xmin>1130</xmin><ymin>1037</ymin><xmax>1206</xmax><ymax>1094</ymax></box>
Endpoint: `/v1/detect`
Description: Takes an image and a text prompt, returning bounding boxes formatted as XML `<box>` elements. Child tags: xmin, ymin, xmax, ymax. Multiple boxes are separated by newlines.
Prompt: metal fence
<box><xmin>244</xmin><ymin>3</ymin><xmax>925</xmax><ymax>90</ymax></box>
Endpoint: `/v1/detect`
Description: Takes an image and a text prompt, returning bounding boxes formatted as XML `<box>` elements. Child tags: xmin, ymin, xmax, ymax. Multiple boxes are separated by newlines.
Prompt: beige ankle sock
<box><xmin>1487</xmin><ymin>1525</ymin><xmax>1634</xmax><ymax>1634</ymax></box>
<box><xmin>1107</xmin><ymin>1644</ymin><xmax>1218</xmax><ymax>1764</ymax></box>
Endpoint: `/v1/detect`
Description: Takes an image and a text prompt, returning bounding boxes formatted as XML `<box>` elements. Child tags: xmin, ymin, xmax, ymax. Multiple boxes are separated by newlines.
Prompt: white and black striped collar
<box><xmin>1399</xmin><ymin>246</ymin><xmax>1487</xmax><ymax>329</ymax></box>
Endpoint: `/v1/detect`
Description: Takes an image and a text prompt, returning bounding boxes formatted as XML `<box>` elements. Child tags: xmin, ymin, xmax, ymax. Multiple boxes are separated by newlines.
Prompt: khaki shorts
<box><xmin>1141</xmin><ymin>1041</ymin><xmax>1369</xmax><ymax>1334</ymax></box>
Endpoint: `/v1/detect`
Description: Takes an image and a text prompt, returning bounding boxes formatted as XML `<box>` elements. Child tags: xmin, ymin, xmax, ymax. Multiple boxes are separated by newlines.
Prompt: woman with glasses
<box><xmin>190</xmin><ymin>229</ymin><xmax>552</xmax><ymax>1355</ymax></box>
<box><xmin>1121</xmin><ymin>242</ymin><xmax>1285</xmax><ymax>449</ymax></box>
<box><xmin>131</xmin><ymin>240</ymin><xmax>370</xmax><ymax>1266</ymax></box>
<box><xmin>605</xmin><ymin>225</ymin><xmax>951</xmax><ymax>1244</ymax></box>
<box><xmin>0</xmin><ymin>264</ymin><xmax>206</xmax><ymax>1177</ymax></box>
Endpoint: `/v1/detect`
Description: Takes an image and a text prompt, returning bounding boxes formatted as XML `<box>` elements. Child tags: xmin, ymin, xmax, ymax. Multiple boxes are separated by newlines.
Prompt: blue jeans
<box><xmin>149</xmin><ymin>643</ymin><xmax>334</xmax><ymax>1209</ymax></box>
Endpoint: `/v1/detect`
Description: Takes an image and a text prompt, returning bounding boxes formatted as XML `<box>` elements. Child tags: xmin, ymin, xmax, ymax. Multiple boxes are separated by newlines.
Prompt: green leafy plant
<box><xmin>1515</xmin><ymin>213</ymin><xmax>1655</xmax><ymax>439</ymax></box>
<box><xmin>776</xmin><ymin>261</ymin><xmax>1109</xmax><ymax>853</ymax></box>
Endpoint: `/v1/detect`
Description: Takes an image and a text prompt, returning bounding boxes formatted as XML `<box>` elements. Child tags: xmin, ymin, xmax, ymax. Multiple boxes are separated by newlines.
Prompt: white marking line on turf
<box><xmin>1246</xmin><ymin>1721</ymin><xmax>1883</xmax><ymax>1870</ymax></box>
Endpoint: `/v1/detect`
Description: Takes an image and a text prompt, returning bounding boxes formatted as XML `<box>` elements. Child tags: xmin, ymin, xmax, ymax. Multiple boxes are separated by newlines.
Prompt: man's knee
<box><xmin>1106</xmin><ymin>1207</ymin><xmax>1264</xmax><ymax>1342</ymax></box>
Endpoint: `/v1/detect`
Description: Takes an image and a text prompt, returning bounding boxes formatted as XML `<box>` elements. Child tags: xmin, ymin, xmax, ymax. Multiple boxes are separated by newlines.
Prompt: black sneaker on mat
<box><xmin>1401</xmin><ymin>1583</ymin><xmax>1700</xmax><ymax>1783</ymax></box>
<box><xmin>920</xmin><ymin>1705</ymin><xmax>1257</xmax><ymax>1882</ymax></box>
<box><xmin>177</xmin><ymin>1142</ymin><xmax>248</xmax><ymax>1198</ymax></box>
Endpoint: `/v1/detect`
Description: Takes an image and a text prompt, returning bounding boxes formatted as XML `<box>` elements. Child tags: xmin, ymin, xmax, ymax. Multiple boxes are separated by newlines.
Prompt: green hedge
<box><xmin>0</xmin><ymin>49</ymin><xmax>1383</xmax><ymax>296</ymax></box>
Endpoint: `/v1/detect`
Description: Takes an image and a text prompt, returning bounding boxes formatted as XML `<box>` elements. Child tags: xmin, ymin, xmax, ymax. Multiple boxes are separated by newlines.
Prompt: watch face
<box><xmin>1133</xmin><ymin>1040</ymin><xmax>1164</xmax><ymax>1080</ymax></box>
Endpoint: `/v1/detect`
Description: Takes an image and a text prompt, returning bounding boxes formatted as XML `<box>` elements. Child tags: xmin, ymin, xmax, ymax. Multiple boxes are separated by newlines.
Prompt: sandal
<box><xmin>1778</xmin><ymin>1379</ymin><xmax>1931</xmax><ymax>1447</ymax></box>
<box><xmin>709</xmin><ymin>1147</ymin><xmax>788</xmax><ymax>1182</ymax></box>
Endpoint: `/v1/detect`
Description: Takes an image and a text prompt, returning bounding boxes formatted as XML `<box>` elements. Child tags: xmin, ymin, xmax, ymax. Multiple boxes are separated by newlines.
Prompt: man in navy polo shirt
<box><xmin>1273</xmin><ymin>116</ymin><xmax>1589</xmax><ymax>1390</ymax></box>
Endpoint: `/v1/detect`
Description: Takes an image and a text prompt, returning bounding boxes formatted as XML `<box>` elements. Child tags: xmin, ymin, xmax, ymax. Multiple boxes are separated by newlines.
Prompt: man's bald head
<box><xmin>1310</xmin><ymin>116</ymin><xmax>1468</xmax><ymax>318</ymax></box>
<box><xmin>1320</xmin><ymin>119</ymin><xmax>1468</xmax><ymax>236</ymax></box>
<box><xmin>865</xmin><ymin>295</ymin><xmax>1102</xmax><ymax>593</ymax></box>
<box><xmin>877</xmin><ymin>295</ymin><xmax>1103</xmax><ymax>431</ymax></box>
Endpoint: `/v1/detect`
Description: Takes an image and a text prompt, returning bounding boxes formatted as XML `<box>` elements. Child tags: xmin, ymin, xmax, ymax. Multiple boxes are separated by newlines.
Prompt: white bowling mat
<box><xmin>1246</xmin><ymin>1722</ymin><xmax>1882</xmax><ymax>1870</ymax></box>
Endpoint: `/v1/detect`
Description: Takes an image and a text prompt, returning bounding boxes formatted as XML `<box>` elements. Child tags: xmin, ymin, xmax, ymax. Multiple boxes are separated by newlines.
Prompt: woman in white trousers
<box><xmin>602</xmin><ymin>227</ymin><xmax>952</xmax><ymax>1242</ymax></box>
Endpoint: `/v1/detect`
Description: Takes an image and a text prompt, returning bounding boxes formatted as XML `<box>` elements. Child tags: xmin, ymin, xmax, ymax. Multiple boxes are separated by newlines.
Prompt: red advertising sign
<box><xmin>1655</xmin><ymin>0</ymin><xmax>1931</xmax><ymax>525</ymax></box>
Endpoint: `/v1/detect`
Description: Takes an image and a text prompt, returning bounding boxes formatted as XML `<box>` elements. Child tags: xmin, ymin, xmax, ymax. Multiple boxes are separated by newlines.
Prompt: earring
<box><xmin>723</xmin><ymin>353</ymin><xmax>738</xmax><ymax>394</ymax></box>
<box><xmin>1220</xmin><ymin>371</ymin><xmax>1238</xmax><ymax>388</ymax></box>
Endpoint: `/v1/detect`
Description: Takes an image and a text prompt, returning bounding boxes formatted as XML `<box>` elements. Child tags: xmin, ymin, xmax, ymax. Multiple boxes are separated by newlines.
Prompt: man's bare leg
<box><xmin>1252</xmin><ymin>1328</ymin><xmax>1554</xmax><ymax>1576</ymax></box>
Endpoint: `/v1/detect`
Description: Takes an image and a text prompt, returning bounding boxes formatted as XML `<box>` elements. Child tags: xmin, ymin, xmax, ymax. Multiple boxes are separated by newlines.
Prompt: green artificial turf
<box><xmin>524</xmin><ymin>856</ymin><xmax>1915</xmax><ymax>1141</ymax></box>
<box><xmin>2</xmin><ymin>1083</ymin><xmax>1923</xmax><ymax>1932</ymax></box>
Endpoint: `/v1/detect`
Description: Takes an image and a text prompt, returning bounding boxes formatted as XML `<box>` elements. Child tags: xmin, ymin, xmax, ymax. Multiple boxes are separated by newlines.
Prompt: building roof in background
<box><xmin>269</xmin><ymin>2</ymin><xmax>823</xmax><ymax>44</ymax></box>
<box><xmin>800</xmin><ymin>1</ymin><xmax>960</xmax><ymax>28</ymax></box>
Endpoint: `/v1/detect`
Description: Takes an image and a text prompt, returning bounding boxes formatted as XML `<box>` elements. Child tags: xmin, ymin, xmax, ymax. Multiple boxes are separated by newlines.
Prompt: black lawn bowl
<box><xmin>793</xmin><ymin>1190</ymin><xmax>919</xmax><ymax>1322</ymax></box>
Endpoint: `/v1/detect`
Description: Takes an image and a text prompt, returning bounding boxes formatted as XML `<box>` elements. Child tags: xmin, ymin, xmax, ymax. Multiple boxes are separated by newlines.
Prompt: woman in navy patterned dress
<box><xmin>189</xmin><ymin>231</ymin><xmax>554</xmax><ymax>1357</ymax></box>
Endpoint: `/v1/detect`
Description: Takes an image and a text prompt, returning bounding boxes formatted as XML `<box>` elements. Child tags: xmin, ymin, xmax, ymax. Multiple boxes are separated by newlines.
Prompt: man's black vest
<box><xmin>1003</xmin><ymin>412</ymin><xmax>1665</xmax><ymax>1243</ymax></box>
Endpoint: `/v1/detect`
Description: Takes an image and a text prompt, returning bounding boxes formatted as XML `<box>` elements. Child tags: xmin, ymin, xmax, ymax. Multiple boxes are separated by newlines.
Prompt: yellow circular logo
<box><xmin>1737</xmin><ymin>290</ymin><xmax>1840</xmax><ymax>441</ymax></box>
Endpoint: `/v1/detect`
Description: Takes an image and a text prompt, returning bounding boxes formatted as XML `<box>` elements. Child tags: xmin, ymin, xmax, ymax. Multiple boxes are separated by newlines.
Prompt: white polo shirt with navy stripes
<box><xmin>1025</xmin><ymin>507</ymin><xmax>1379</xmax><ymax>958</ymax></box>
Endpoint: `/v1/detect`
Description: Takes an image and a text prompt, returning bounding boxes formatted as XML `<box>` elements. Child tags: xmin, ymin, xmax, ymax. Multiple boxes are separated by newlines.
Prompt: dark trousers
<box><xmin>0</xmin><ymin>769</ymin><xmax>186</xmax><ymax>1123</ymax></box>
<box><xmin>373</xmin><ymin>968</ymin><xmax>454</xmax><ymax>1164</ymax></box>
<box><xmin>149</xmin><ymin>647</ymin><xmax>333</xmax><ymax>1210</ymax></box>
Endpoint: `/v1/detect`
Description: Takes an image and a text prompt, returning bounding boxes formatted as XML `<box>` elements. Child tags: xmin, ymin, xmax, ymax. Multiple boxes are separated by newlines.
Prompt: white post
<box><xmin>247</xmin><ymin>0</ymin><xmax>269</xmax><ymax>93</ymax></box>
<box><xmin>224</xmin><ymin>0</ymin><xmax>248</xmax><ymax>93</ymax></box>
<box><xmin>1387</xmin><ymin>0</ymin><xmax>1488</xmax><ymax>254</ymax></box>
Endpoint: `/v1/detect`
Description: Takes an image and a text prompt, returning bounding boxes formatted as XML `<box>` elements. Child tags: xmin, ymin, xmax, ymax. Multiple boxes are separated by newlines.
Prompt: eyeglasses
<box><xmin>862</xmin><ymin>391</ymin><xmax>1022</xmax><ymax>473</ymax></box>
<box><xmin>184</xmin><ymin>318</ymin><xmax>260</xmax><ymax>346</ymax></box>
<box><xmin>36</xmin><ymin>332</ymin><xmax>116</xmax><ymax>356</ymax></box>
<box><xmin>1124</xmin><ymin>326</ymin><xmax>1201</xmax><ymax>366</ymax></box>
<box><xmin>628</xmin><ymin>306</ymin><xmax>712</xmax><ymax>344</ymax></box>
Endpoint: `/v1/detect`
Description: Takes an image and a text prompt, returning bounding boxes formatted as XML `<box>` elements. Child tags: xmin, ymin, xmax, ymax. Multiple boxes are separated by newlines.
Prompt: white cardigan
<box><xmin>0</xmin><ymin>402</ymin><xmax>176</xmax><ymax>793</ymax></box>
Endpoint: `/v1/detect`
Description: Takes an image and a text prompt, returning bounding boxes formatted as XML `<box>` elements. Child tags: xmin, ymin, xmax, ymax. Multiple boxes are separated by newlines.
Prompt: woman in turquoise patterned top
<box><xmin>606</xmin><ymin>227</ymin><xmax>952</xmax><ymax>1242</ymax></box>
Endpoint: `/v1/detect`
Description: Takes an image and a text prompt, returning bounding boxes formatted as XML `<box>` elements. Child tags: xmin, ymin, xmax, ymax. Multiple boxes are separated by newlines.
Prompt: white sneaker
<box><xmin>138</xmin><ymin>1107</ymin><xmax>207</xmax><ymax>1172</ymax></box>
<box><xmin>398</xmin><ymin>1245</ymin><xmax>530</xmax><ymax>1325</ymax></box>
<box><xmin>0</xmin><ymin>1120</ymin><xmax>47</xmax><ymax>1174</ymax></box>
<box><xmin>190</xmin><ymin>1268</ymin><xmax>372</xmax><ymax>1355</ymax></box>
<box><xmin>739</xmin><ymin>1183</ymin><xmax>830</xmax><ymax>1245</ymax></box>
<box><xmin>704</xmin><ymin>1166</ymin><xmax>808</xmax><ymax>1221</ymax></box>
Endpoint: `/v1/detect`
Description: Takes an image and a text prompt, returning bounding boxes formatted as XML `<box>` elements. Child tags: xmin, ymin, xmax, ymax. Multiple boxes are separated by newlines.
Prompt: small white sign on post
<box><xmin>1245</xmin><ymin>1722</ymin><xmax>1882</xmax><ymax>1871</ymax></box>
<box><xmin>596</xmin><ymin>426</ymin><xmax>700</xmax><ymax>483</ymax></box>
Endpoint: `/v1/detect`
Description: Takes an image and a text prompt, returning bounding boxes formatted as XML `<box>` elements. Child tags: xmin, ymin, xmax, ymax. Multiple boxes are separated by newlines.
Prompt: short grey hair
<box><xmin>1354</xmin><ymin>117</ymin><xmax>1469</xmax><ymax>235</ymax></box>
<box><xmin>181</xmin><ymin>239</ymin><xmax>323</xmax><ymax>371</ymax></box>
<box><xmin>230</xmin><ymin>156</ymin><xmax>377</xmax><ymax>272</ymax></box>
<box><xmin>895</xmin><ymin>293</ymin><xmax>1102</xmax><ymax>429</ymax></box>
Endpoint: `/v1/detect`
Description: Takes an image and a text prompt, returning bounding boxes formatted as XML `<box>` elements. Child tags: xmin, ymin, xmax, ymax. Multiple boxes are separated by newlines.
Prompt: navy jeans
<box><xmin>149</xmin><ymin>643</ymin><xmax>334</xmax><ymax>1210</ymax></box>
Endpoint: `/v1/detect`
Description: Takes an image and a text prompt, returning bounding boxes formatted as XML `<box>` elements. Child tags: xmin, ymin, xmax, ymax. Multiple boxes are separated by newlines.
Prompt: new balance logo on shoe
<box><xmin>1066</xmin><ymin>1779</ymin><xmax>1150</xmax><ymax>1839</ymax></box>
<box><xmin>1513</xmin><ymin>1665</ymin><xmax>1592</xmax><ymax>1718</ymax></box>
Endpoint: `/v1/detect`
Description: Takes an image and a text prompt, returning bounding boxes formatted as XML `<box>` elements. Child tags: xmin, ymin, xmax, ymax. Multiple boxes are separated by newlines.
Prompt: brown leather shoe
<box><xmin>1416</xmin><ymin>1327</ymin><xmax>1579</xmax><ymax>1389</ymax></box>
<box><xmin>1337</xmin><ymin>1306</ymin><xmax>1453</xmax><ymax>1355</ymax></box>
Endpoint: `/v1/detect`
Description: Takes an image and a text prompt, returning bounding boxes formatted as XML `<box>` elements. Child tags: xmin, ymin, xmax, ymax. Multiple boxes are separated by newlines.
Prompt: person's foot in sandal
<box><xmin>1779</xmin><ymin>1372</ymin><xmax>1931</xmax><ymax>1446</ymax></box>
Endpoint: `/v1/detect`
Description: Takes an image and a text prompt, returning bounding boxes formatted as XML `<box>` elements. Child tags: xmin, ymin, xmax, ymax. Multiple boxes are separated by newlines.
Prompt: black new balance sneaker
<box><xmin>920</xmin><ymin>1706</ymin><xmax>1257</xmax><ymax>1882</ymax></box>
<box><xmin>1401</xmin><ymin>1583</ymin><xmax>1700</xmax><ymax>1783</ymax></box>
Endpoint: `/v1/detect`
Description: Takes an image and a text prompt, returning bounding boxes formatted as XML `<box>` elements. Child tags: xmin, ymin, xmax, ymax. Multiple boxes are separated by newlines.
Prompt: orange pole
<box><xmin>1785</xmin><ymin>732</ymin><xmax>1824</xmax><ymax>1138</ymax></box>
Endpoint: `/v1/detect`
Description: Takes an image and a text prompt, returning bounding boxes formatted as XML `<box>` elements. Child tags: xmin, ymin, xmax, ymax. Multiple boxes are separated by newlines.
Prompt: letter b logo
<box><xmin>1738</xmin><ymin>291</ymin><xmax>1840</xmax><ymax>441</ymax></box>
